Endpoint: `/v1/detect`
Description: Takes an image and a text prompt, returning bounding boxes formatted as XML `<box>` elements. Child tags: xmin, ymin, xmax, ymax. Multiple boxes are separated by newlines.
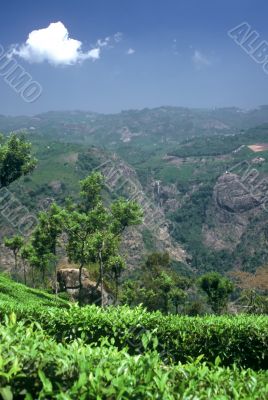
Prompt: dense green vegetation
<box><xmin>0</xmin><ymin>299</ymin><xmax>267</xmax><ymax>369</ymax></box>
<box><xmin>6</xmin><ymin>173</ymin><xmax>143</xmax><ymax>306</ymax></box>
<box><xmin>0</xmin><ymin>316</ymin><xmax>267</xmax><ymax>400</ymax></box>
<box><xmin>0</xmin><ymin>274</ymin><xmax>267</xmax><ymax>398</ymax></box>
<box><xmin>171</xmin><ymin>183</ymin><xmax>233</xmax><ymax>272</ymax></box>
<box><xmin>168</xmin><ymin>134</ymin><xmax>245</xmax><ymax>157</ymax></box>
<box><xmin>168</xmin><ymin>123</ymin><xmax>268</xmax><ymax>158</ymax></box>
<box><xmin>1</xmin><ymin>316</ymin><xmax>267</xmax><ymax>399</ymax></box>
<box><xmin>0</xmin><ymin>134</ymin><xmax>37</xmax><ymax>187</ymax></box>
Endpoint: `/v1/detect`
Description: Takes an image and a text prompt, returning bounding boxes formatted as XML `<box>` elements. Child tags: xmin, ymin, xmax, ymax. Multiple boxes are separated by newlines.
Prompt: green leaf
<box><xmin>38</xmin><ymin>370</ymin><xmax>53</xmax><ymax>393</ymax></box>
<box><xmin>0</xmin><ymin>386</ymin><xmax>13</xmax><ymax>400</ymax></box>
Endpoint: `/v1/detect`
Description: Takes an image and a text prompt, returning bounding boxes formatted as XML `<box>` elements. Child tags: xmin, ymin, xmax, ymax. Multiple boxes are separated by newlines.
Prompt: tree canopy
<box><xmin>0</xmin><ymin>134</ymin><xmax>37</xmax><ymax>187</ymax></box>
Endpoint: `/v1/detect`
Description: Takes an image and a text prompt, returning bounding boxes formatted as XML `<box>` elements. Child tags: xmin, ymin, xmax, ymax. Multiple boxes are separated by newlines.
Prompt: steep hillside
<box><xmin>0</xmin><ymin>138</ymin><xmax>188</xmax><ymax>275</ymax></box>
<box><xmin>2</xmin><ymin>112</ymin><xmax>268</xmax><ymax>275</ymax></box>
<box><xmin>168</xmin><ymin>128</ymin><xmax>268</xmax><ymax>272</ymax></box>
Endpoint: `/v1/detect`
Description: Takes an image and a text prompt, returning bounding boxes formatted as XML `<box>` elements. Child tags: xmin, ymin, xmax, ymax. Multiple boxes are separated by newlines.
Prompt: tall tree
<box><xmin>4</xmin><ymin>235</ymin><xmax>24</xmax><ymax>281</ymax></box>
<box><xmin>20</xmin><ymin>244</ymin><xmax>33</xmax><ymax>285</ymax></box>
<box><xmin>34</xmin><ymin>204</ymin><xmax>63</xmax><ymax>292</ymax></box>
<box><xmin>62</xmin><ymin>172</ymin><xmax>143</xmax><ymax>306</ymax></box>
<box><xmin>198</xmin><ymin>272</ymin><xmax>234</xmax><ymax>314</ymax></box>
<box><xmin>169</xmin><ymin>287</ymin><xmax>186</xmax><ymax>314</ymax></box>
<box><xmin>30</xmin><ymin>225</ymin><xmax>57</xmax><ymax>286</ymax></box>
<box><xmin>107</xmin><ymin>255</ymin><xmax>125</xmax><ymax>304</ymax></box>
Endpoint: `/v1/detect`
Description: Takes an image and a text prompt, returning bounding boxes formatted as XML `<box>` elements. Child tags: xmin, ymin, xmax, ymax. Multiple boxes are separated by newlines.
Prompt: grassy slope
<box><xmin>0</xmin><ymin>273</ymin><xmax>69</xmax><ymax>308</ymax></box>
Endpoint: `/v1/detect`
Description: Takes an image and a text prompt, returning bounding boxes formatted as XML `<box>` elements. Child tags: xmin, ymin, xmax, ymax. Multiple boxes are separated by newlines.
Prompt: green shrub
<box><xmin>0</xmin><ymin>303</ymin><xmax>267</xmax><ymax>370</ymax></box>
<box><xmin>0</xmin><ymin>316</ymin><xmax>267</xmax><ymax>399</ymax></box>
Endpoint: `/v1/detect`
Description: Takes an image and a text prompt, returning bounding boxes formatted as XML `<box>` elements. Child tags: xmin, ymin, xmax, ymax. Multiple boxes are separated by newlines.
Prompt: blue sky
<box><xmin>1</xmin><ymin>0</ymin><xmax>268</xmax><ymax>115</ymax></box>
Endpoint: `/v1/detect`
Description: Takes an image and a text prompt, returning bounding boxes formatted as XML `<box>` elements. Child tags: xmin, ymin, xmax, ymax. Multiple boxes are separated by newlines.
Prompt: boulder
<box><xmin>203</xmin><ymin>172</ymin><xmax>265</xmax><ymax>251</ymax></box>
<box><xmin>214</xmin><ymin>173</ymin><xmax>261</xmax><ymax>213</ymax></box>
<box><xmin>57</xmin><ymin>268</ymin><xmax>111</xmax><ymax>305</ymax></box>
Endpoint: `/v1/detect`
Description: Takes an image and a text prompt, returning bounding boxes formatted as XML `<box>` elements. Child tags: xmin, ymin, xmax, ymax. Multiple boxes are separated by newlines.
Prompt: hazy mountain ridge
<box><xmin>2</xmin><ymin>105</ymin><xmax>268</xmax><ymax>146</ymax></box>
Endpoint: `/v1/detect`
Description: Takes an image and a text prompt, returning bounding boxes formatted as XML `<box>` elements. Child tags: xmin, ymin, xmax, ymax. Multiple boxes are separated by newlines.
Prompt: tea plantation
<box><xmin>0</xmin><ymin>274</ymin><xmax>267</xmax><ymax>399</ymax></box>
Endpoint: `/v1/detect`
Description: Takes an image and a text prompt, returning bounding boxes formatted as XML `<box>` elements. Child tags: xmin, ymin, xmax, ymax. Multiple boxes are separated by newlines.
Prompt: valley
<box><xmin>2</xmin><ymin>107</ymin><xmax>268</xmax><ymax>276</ymax></box>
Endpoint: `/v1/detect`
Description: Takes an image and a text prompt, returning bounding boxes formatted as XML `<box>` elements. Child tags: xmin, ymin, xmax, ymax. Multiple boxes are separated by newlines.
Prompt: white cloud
<box><xmin>114</xmin><ymin>32</ymin><xmax>123</xmax><ymax>43</ymax></box>
<box><xmin>126</xmin><ymin>48</ymin><xmax>135</xmax><ymax>55</ymax></box>
<box><xmin>96</xmin><ymin>37</ymin><xmax>111</xmax><ymax>48</ymax></box>
<box><xmin>11</xmin><ymin>21</ymin><xmax>105</xmax><ymax>66</ymax></box>
<box><xmin>192</xmin><ymin>50</ymin><xmax>211</xmax><ymax>69</ymax></box>
<box><xmin>96</xmin><ymin>32</ymin><xmax>123</xmax><ymax>49</ymax></box>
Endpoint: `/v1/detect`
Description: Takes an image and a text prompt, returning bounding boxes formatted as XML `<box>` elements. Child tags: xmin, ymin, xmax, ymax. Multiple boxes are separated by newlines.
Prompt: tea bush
<box><xmin>0</xmin><ymin>274</ymin><xmax>69</xmax><ymax>308</ymax></box>
<box><xmin>0</xmin><ymin>316</ymin><xmax>267</xmax><ymax>400</ymax></box>
<box><xmin>0</xmin><ymin>302</ymin><xmax>267</xmax><ymax>369</ymax></box>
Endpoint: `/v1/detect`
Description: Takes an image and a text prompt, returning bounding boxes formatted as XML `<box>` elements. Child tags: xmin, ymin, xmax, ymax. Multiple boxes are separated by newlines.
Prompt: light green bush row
<box><xmin>0</xmin><ymin>315</ymin><xmax>267</xmax><ymax>400</ymax></box>
<box><xmin>0</xmin><ymin>274</ymin><xmax>68</xmax><ymax>308</ymax></box>
<box><xmin>0</xmin><ymin>301</ymin><xmax>267</xmax><ymax>369</ymax></box>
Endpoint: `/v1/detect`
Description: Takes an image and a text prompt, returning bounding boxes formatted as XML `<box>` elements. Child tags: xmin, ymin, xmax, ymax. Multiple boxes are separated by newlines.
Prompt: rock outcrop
<box><xmin>0</xmin><ymin>245</ymin><xmax>14</xmax><ymax>272</ymax></box>
<box><xmin>214</xmin><ymin>173</ymin><xmax>262</xmax><ymax>213</ymax></box>
<box><xmin>203</xmin><ymin>172</ymin><xmax>264</xmax><ymax>251</ymax></box>
<box><xmin>57</xmin><ymin>268</ymin><xmax>110</xmax><ymax>305</ymax></box>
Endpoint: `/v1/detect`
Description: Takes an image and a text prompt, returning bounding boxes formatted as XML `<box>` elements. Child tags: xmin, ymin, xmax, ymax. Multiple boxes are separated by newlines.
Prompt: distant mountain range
<box><xmin>2</xmin><ymin>105</ymin><xmax>268</xmax><ymax>146</ymax></box>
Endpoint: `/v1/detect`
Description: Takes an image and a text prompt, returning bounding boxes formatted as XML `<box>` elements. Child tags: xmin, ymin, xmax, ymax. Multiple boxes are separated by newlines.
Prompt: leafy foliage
<box><xmin>4</xmin><ymin>236</ymin><xmax>24</xmax><ymax>280</ymax></box>
<box><xmin>122</xmin><ymin>253</ymin><xmax>191</xmax><ymax>314</ymax></box>
<box><xmin>59</xmin><ymin>172</ymin><xmax>142</xmax><ymax>304</ymax></box>
<box><xmin>198</xmin><ymin>272</ymin><xmax>234</xmax><ymax>314</ymax></box>
<box><xmin>0</xmin><ymin>134</ymin><xmax>37</xmax><ymax>187</ymax></box>
<box><xmin>0</xmin><ymin>298</ymin><xmax>267</xmax><ymax>370</ymax></box>
<box><xmin>0</xmin><ymin>316</ymin><xmax>267</xmax><ymax>399</ymax></box>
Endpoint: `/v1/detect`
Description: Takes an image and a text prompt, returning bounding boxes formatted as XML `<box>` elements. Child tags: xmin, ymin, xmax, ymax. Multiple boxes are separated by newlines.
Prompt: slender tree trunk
<box><xmin>78</xmin><ymin>262</ymin><xmax>84</xmax><ymax>306</ymax></box>
<box><xmin>79</xmin><ymin>264</ymin><xmax>83</xmax><ymax>290</ymax></box>
<box><xmin>164</xmin><ymin>295</ymin><xmax>168</xmax><ymax>314</ymax></box>
<box><xmin>78</xmin><ymin>240</ymin><xmax>86</xmax><ymax>306</ymax></box>
<box><xmin>32</xmin><ymin>265</ymin><xmax>35</xmax><ymax>288</ymax></box>
<box><xmin>51</xmin><ymin>244</ymin><xmax>58</xmax><ymax>297</ymax></box>
<box><xmin>115</xmin><ymin>277</ymin><xmax>119</xmax><ymax>305</ymax></box>
<box><xmin>54</xmin><ymin>261</ymin><xmax>58</xmax><ymax>296</ymax></box>
<box><xmin>42</xmin><ymin>266</ymin><xmax>45</xmax><ymax>287</ymax></box>
<box><xmin>99</xmin><ymin>250</ymin><xmax>104</xmax><ymax>307</ymax></box>
<box><xmin>14</xmin><ymin>251</ymin><xmax>18</xmax><ymax>281</ymax></box>
<box><xmin>23</xmin><ymin>260</ymin><xmax>27</xmax><ymax>285</ymax></box>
